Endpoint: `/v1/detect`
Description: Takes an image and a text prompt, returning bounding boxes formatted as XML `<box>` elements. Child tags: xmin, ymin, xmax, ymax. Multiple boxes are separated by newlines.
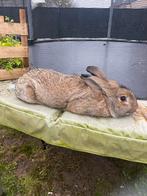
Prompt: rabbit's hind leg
<box><xmin>15</xmin><ymin>80</ymin><xmax>37</xmax><ymax>104</ymax></box>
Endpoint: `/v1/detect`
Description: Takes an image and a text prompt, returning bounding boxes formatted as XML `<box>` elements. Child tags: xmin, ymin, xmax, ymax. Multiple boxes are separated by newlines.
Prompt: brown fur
<box><xmin>15</xmin><ymin>66</ymin><xmax>138</xmax><ymax>118</ymax></box>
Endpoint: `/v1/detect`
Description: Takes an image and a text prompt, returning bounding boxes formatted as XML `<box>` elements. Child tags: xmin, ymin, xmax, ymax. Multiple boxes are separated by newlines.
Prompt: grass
<box><xmin>1</xmin><ymin>126</ymin><xmax>147</xmax><ymax>195</ymax></box>
<box><xmin>95</xmin><ymin>178</ymin><xmax>114</xmax><ymax>196</ymax></box>
<box><xmin>0</xmin><ymin>126</ymin><xmax>54</xmax><ymax>195</ymax></box>
<box><xmin>0</xmin><ymin>161</ymin><xmax>52</xmax><ymax>196</ymax></box>
<box><xmin>0</xmin><ymin>162</ymin><xmax>24</xmax><ymax>196</ymax></box>
<box><xmin>12</xmin><ymin>143</ymin><xmax>38</xmax><ymax>158</ymax></box>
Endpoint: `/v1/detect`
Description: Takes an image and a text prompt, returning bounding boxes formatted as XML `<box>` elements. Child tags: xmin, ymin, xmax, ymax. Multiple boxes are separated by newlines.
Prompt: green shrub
<box><xmin>0</xmin><ymin>17</ymin><xmax>23</xmax><ymax>70</ymax></box>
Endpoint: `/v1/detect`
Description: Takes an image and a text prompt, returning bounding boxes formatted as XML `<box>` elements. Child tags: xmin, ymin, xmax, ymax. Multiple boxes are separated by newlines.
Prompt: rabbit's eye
<box><xmin>120</xmin><ymin>96</ymin><xmax>127</xmax><ymax>102</ymax></box>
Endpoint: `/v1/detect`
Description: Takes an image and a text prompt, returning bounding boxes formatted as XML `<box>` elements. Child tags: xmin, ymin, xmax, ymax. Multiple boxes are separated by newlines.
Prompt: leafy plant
<box><xmin>0</xmin><ymin>17</ymin><xmax>23</xmax><ymax>70</ymax></box>
<box><xmin>0</xmin><ymin>57</ymin><xmax>23</xmax><ymax>70</ymax></box>
<box><xmin>0</xmin><ymin>35</ymin><xmax>20</xmax><ymax>47</ymax></box>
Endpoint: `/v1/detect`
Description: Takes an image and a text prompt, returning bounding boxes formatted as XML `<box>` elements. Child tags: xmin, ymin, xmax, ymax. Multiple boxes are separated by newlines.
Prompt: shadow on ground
<box><xmin>0</xmin><ymin>126</ymin><xmax>147</xmax><ymax>196</ymax></box>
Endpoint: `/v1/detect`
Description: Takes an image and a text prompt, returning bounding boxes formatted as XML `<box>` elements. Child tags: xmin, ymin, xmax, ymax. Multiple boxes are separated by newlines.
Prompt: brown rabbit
<box><xmin>15</xmin><ymin>66</ymin><xmax>138</xmax><ymax>118</ymax></box>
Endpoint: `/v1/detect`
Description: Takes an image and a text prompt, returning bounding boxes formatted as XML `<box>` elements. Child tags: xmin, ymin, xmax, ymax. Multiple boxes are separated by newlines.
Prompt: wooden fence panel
<box><xmin>0</xmin><ymin>8</ymin><xmax>29</xmax><ymax>80</ymax></box>
<box><xmin>0</xmin><ymin>46</ymin><xmax>28</xmax><ymax>58</ymax></box>
<box><xmin>0</xmin><ymin>23</ymin><xmax>28</xmax><ymax>35</ymax></box>
<box><xmin>0</xmin><ymin>9</ymin><xmax>29</xmax><ymax>61</ymax></box>
<box><xmin>19</xmin><ymin>9</ymin><xmax>29</xmax><ymax>66</ymax></box>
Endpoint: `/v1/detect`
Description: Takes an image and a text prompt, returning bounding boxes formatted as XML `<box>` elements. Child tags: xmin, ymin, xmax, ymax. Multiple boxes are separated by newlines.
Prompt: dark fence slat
<box><xmin>0</xmin><ymin>7</ymin><xmax>28</xmax><ymax>23</ymax></box>
<box><xmin>32</xmin><ymin>8</ymin><xmax>60</xmax><ymax>39</ymax></box>
<box><xmin>0</xmin><ymin>7</ymin><xmax>20</xmax><ymax>22</ymax></box>
<box><xmin>1</xmin><ymin>7</ymin><xmax>147</xmax><ymax>41</ymax></box>
<box><xmin>111</xmin><ymin>9</ymin><xmax>147</xmax><ymax>40</ymax></box>
<box><xmin>32</xmin><ymin>7</ymin><xmax>109</xmax><ymax>39</ymax></box>
<box><xmin>59</xmin><ymin>8</ymin><xmax>109</xmax><ymax>38</ymax></box>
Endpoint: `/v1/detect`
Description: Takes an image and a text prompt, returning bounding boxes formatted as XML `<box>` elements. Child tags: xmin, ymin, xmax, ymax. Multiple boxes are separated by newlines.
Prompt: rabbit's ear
<box><xmin>86</xmin><ymin>66</ymin><xmax>119</xmax><ymax>88</ymax></box>
<box><xmin>81</xmin><ymin>75</ymin><xmax>102</xmax><ymax>92</ymax></box>
<box><xmin>82</xmin><ymin>75</ymin><xmax>117</xmax><ymax>97</ymax></box>
<box><xmin>86</xmin><ymin>66</ymin><xmax>107</xmax><ymax>81</ymax></box>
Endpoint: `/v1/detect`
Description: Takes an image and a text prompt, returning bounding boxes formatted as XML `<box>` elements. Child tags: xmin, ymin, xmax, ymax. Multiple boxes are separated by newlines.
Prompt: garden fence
<box><xmin>0</xmin><ymin>9</ymin><xmax>29</xmax><ymax>80</ymax></box>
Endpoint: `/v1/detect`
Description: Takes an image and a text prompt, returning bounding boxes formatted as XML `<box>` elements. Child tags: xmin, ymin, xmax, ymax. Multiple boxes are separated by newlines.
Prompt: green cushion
<box><xmin>0</xmin><ymin>82</ymin><xmax>147</xmax><ymax>164</ymax></box>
